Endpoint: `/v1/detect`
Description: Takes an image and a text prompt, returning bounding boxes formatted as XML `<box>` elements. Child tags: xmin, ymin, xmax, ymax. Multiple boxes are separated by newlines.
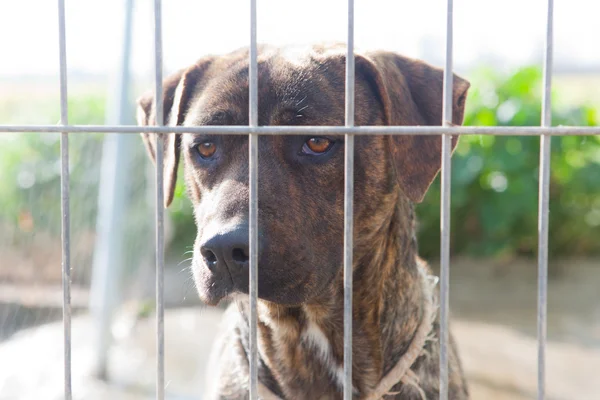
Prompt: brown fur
<box><xmin>137</xmin><ymin>44</ymin><xmax>470</xmax><ymax>399</ymax></box>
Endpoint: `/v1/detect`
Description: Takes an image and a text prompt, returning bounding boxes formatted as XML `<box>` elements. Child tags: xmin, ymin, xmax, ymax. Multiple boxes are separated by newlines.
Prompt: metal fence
<box><xmin>2</xmin><ymin>0</ymin><xmax>600</xmax><ymax>399</ymax></box>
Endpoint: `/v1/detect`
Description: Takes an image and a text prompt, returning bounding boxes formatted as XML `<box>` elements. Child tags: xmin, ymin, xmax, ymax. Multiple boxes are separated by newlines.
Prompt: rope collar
<box><xmin>257</xmin><ymin>267</ymin><xmax>438</xmax><ymax>400</ymax></box>
<box><xmin>362</xmin><ymin>267</ymin><xmax>437</xmax><ymax>400</ymax></box>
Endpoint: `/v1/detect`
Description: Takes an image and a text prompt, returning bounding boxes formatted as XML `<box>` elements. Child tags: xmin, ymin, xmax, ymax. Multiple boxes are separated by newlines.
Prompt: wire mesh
<box><xmin>3</xmin><ymin>0</ymin><xmax>567</xmax><ymax>399</ymax></box>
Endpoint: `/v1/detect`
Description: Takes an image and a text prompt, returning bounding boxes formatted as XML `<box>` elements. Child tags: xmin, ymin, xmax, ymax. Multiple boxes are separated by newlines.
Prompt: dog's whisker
<box><xmin>296</xmin><ymin>95</ymin><xmax>308</xmax><ymax>106</ymax></box>
<box><xmin>176</xmin><ymin>257</ymin><xmax>194</xmax><ymax>271</ymax></box>
<box><xmin>182</xmin><ymin>277</ymin><xmax>196</xmax><ymax>300</ymax></box>
<box><xmin>176</xmin><ymin>260</ymin><xmax>194</xmax><ymax>276</ymax></box>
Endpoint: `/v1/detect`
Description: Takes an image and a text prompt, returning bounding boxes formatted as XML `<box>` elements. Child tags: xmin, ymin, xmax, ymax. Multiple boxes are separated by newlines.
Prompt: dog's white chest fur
<box><xmin>301</xmin><ymin>321</ymin><xmax>346</xmax><ymax>390</ymax></box>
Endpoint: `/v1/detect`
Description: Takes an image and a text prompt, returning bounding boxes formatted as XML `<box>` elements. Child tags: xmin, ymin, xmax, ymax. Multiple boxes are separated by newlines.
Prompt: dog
<box><xmin>137</xmin><ymin>44</ymin><xmax>470</xmax><ymax>399</ymax></box>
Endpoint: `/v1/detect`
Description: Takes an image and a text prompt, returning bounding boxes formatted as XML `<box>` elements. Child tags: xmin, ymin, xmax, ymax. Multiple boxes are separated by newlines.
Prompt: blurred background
<box><xmin>0</xmin><ymin>0</ymin><xmax>599</xmax><ymax>399</ymax></box>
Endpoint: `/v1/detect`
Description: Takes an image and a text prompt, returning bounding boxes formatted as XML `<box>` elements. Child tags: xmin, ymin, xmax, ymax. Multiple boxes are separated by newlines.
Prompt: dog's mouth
<box><xmin>191</xmin><ymin>258</ymin><xmax>230</xmax><ymax>306</ymax></box>
<box><xmin>191</xmin><ymin>244</ymin><xmax>338</xmax><ymax>306</ymax></box>
<box><xmin>192</xmin><ymin>256</ymin><xmax>251</xmax><ymax>306</ymax></box>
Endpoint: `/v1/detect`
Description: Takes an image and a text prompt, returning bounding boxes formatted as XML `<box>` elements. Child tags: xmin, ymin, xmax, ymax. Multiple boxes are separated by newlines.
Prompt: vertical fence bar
<box><xmin>248</xmin><ymin>0</ymin><xmax>259</xmax><ymax>398</ymax></box>
<box><xmin>343</xmin><ymin>0</ymin><xmax>355</xmax><ymax>399</ymax></box>
<box><xmin>538</xmin><ymin>1</ymin><xmax>553</xmax><ymax>399</ymax></box>
<box><xmin>439</xmin><ymin>0</ymin><xmax>454</xmax><ymax>399</ymax></box>
<box><xmin>152</xmin><ymin>0</ymin><xmax>165</xmax><ymax>399</ymax></box>
<box><xmin>57</xmin><ymin>0</ymin><xmax>72</xmax><ymax>398</ymax></box>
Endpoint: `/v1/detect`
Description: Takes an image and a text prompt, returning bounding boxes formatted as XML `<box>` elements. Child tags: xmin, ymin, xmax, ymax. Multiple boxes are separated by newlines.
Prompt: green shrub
<box><xmin>2</xmin><ymin>66</ymin><xmax>599</xmax><ymax>261</ymax></box>
<box><xmin>416</xmin><ymin>66</ymin><xmax>600</xmax><ymax>258</ymax></box>
<box><xmin>0</xmin><ymin>95</ymin><xmax>105</xmax><ymax>240</ymax></box>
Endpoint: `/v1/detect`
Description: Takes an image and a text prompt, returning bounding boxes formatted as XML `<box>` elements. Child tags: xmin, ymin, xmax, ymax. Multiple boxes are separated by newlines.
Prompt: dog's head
<box><xmin>137</xmin><ymin>44</ymin><xmax>469</xmax><ymax>306</ymax></box>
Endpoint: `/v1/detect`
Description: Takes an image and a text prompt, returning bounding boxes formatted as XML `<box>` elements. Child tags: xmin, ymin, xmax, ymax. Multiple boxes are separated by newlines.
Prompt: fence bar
<box><xmin>152</xmin><ymin>0</ymin><xmax>165</xmax><ymax>399</ymax></box>
<box><xmin>248</xmin><ymin>0</ymin><xmax>259</xmax><ymax>397</ymax></box>
<box><xmin>343</xmin><ymin>0</ymin><xmax>355</xmax><ymax>398</ymax></box>
<box><xmin>2</xmin><ymin>125</ymin><xmax>597</xmax><ymax>136</ymax></box>
<box><xmin>537</xmin><ymin>1</ymin><xmax>554</xmax><ymax>399</ymax></box>
<box><xmin>57</xmin><ymin>0</ymin><xmax>72</xmax><ymax>398</ymax></box>
<box><xmin>439</xmin><ymin>0</ymin><xmax>454</xmax><ymax>398</ymax></box>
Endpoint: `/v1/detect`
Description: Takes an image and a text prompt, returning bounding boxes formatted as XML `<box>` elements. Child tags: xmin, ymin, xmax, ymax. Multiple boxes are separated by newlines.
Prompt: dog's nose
<box><xmin>200</xmin><ymin>226</ymin><xmax>250</xmax><ymax>272</ymax></box>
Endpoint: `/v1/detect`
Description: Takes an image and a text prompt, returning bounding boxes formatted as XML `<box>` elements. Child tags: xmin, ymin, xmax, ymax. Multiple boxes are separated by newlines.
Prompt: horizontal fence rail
<box><xmin>1</xmin><ymin>125</ymin><xmax>599</xmax><ymax>135</ymax></box>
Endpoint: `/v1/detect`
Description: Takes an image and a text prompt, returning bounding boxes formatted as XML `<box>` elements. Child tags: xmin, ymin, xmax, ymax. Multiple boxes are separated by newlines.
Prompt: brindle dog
<box><xmin>137</xmin><ymin>44</ymin><xmax>470</xmax><ymax>399</ymax></box>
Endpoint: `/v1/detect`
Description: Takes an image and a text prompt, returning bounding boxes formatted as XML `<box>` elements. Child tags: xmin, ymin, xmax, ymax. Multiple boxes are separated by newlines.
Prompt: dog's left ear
<box><xmin>358</xmin><ymin>51</ymin><xmax>470</xmax><ymax>203</ymax></box>
<box><xmin>137</xmin><ymin>57</ymin><xmax>214</xmax><ymax>207</ymax></box>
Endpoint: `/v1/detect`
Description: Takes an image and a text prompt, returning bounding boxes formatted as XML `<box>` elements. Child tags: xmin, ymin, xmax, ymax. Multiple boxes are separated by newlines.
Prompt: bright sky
<box><xmin>0</xmin><ymin>0</ymin><xmax>598</xmax><ymax>78</ymax></box>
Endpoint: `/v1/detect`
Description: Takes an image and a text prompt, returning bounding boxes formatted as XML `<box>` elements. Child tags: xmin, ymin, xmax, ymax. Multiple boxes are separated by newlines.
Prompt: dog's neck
<box><xmin>236</xmin><ymin>191</ymin><xmax>427</xmax><ymax>398</ymax></box>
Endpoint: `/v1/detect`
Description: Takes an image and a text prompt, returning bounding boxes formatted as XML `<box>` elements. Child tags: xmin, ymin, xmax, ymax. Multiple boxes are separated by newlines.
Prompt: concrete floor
<box><xmin>1</xmin><ymin>258</ymin><xmax>599</xmax><ymax>399</ymax></box>
<box><xmin>1</xmin><ymin>307</ymin><xmax>600</xmax><ymax>400</ymax></box>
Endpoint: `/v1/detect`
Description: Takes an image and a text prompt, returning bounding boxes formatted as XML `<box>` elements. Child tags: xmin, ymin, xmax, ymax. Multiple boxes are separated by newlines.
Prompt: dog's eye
<box><xmin>196</xmin><ymin>142</ymin><xmax>217</xmax><ymax>159</ymax></box>
<box><xmin>302</xmin><ymin>137</ymin><xmax>333</xmax><ymax>155</ymax></box>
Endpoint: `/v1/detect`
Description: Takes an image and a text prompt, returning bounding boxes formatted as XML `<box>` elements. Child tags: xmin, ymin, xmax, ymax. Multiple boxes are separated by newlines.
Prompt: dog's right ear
<box><xmin>137</xmin><ymin>57</ymin><xmax>214</xmax><ymax>207</ymax></box>
<box><xmin>359</xmin><ymin>51</ymin><xmax>470</xmax><ymax>203</ymax></box>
